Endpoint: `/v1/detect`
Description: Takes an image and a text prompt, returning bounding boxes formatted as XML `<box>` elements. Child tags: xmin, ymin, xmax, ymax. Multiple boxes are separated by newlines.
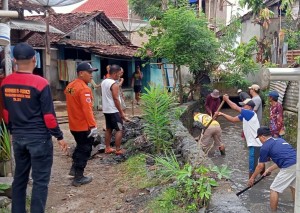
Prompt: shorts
<box><xmin>134</xmin><ymin>85</ymin><xmax>142</xmax><ymax>93</ymax></box>
<box><xmin>270</xmin><ymin>164</ymin><xmax>296</xmax><ymax>193</ymax></box>
<box><xmin>249</xmin><ymin>146</ymin><xmax>261</xmax><ymax>173</ymax></box>
<box><xmin>104</xmin><ymin>112</ymin><xmax>123</xmax><ymax>131</ymax></box>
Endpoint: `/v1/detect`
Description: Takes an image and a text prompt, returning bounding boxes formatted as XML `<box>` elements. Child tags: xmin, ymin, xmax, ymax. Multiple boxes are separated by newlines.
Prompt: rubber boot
<box><xmin>68</xmin><ymin>164</ymin><xmax>75</xmax><ymax>176</ymax></box>
<box><xmin>72</xmin><ymin>170</ymin><xmax>93</xmax><ymax>187</ymax></box>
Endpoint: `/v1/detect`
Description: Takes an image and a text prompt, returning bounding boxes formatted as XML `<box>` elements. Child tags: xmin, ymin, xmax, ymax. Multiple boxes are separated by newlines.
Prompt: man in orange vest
<box><xmin>65</xmin><ymin>62</ymin><xmax>98</xmax><ymax>187</ymax></box>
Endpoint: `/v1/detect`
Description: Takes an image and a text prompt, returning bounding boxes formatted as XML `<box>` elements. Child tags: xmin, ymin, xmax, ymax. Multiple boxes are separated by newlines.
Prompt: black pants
<box><xmin>70</xmin><ymin>131</ymin><xmax>93</xmax><ymax>174</ymax></box>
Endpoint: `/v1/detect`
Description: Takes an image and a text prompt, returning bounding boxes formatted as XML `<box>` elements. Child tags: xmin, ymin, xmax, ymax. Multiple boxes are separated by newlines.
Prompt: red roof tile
<box><xmin>73</xmin><ymin>0</ymin><xmax>128</xmax><ymax>19</ymax></box>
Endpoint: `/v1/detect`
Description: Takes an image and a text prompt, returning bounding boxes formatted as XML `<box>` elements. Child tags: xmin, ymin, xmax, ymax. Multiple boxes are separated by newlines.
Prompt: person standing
<box><xmin>269</xmin><ymin>90</ymin><xmax>285</xmax><ymax>138</ymax></box>
<box><xmin>237</xmin><ymin>89</ymin><xmax>251</xmax><ymax>102</ymax></box>
<box><xmin>1</xmin><ymin>42</ymin><xmax>68</xmax><ymax>213</ymax></box>
<box><xmin>65</xmin><ymin>62</ymin><xmax>99</xmax><ymax>187</ymax></box>
<box><xmin>193</xmin><ymin>110</ymin><xmax>225</xmax><ymax>155</ymax></box>
<box><xmin>118</xmin><ymin>67</ymin><xmax>126</xmax><ymax>113</ymax></box>
<box><xmin>101</xmin><ymin>64</ymin><xmax>126</xmax><ymax>155</ymax></box>
<box><xmin>131</xmin><ymin>65</ymin><xmax>143</xmax><ymax>105</ymax></box>
<box><xmin>248</xmin><ymin>126</ymin><xmax>296</xmax><ymax>212</ymax></box>
<box><xmin>205</xmin><ymin>89</ymin><xmax>220</xmax><ymax>117</ymax></box>
<box><xmin>249</xmin><ymin>84</ymin><xmax>263</xmax><ymax>125</ymax></box>
<box><xmin>218</xmin><ymin>97</ymin><xmax>262</xmax><ymax>178</ymax></box>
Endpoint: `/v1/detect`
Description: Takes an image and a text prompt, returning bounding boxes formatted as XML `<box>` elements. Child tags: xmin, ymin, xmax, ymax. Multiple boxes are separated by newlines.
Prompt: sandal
<box><xmin>115</xmin><ymin>149</ymin><xmax>126</xmax><ymax>155</ymax></box>
<box><xmin>105</xmin><ymin>147</ymin><xmax>116</xmax><ymax>154</ymax></box>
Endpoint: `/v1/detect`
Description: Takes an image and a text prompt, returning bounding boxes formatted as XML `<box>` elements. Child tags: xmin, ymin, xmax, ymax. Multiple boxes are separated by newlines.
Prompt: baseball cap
<box><xmin>269</xmin><ymin>90</ymin><xmax>279</xmax><ymax>98</ymax></box>
<box><xmin>13</xmin><ymin>42</ymin><xmax>35</xmax><ymax>60</ymax></box>
<box><xmin>239</xmin><ymin>98</ymin><xmax>256</xmax><ymax>108</ymax></box>
<box><xmin>256</xmin><ymin>126</ymin><xmax>271</xmax><ymax>138</ymax></box>
<box><xmin>248</xmin><ymin>84</ymin><xmax>260</xmax><ymax>91</ymax></box>
<box><xmin>76</xmin><ymin>62</ymin><xmax>98</xmax><ymax>72</ymax></box>
<box><xmin>237</xmin><ymin>89</ymin><xmax>242</xmax><ymax>94</ymax></box>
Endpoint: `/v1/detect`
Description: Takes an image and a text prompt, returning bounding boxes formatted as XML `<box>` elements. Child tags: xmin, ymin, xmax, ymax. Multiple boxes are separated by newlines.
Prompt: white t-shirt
<box><xmin>101</xmin><ymin>78</ymin><xmax>119</xmax><ymax>113</ymax></box>
<box><xmin>238</xmin><ymin>109</ymin><xmax>262</xmax><ymax>147</ymax></box>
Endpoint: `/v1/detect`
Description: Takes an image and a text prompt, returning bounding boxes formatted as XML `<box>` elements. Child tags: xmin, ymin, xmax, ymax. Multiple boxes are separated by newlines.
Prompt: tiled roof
<box><xmin>0</xmin><ymin>0</ymin><xmax>50</xmax><ymax>13</ymax></box>
<box><xmin>73</xmin><ymin>0</ymin><xmax>128</xmax><ymax>19</ymax></box>
<box><xmin>58</xmin><ymin>40</ymin><xmax>138</xmax><ymax>57</ymax></box>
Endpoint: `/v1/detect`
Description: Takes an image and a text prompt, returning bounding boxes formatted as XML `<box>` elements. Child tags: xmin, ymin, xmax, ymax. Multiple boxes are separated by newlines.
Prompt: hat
<box><xmin>211</xmin><ymin>89</ymin><xmax>220</xmax><ymax>98</ymax></box>
<box><xmin>76</xmin><ymin>62</ymin><xmax>98</xmax><ymax>72</ymax></box>
<box><xmin>239</xmin><ymin>98</ymin><xmax>256</xmax><ymax>108</ymax></box>
<box><xmin>256</xmin><ymin>126</ymin><xmax>271</xmax><ymax>138</ymax></box>
<box><xmin>237</xmin><ymin>89</ymin><xmax>242</xmax><ymax>94</ymax></box>
<box><xmin>248</xmin><ymin>84</ymin><xmax>260</xmax><ymax>91</ymax></box>
<box><xmin>269</xmin><ymin>90</ymin><xmax>279</xmax><ymax>98</ymax></box>
<box><xmin>13</xmin><ymin>42</ymin><xmax>35</xmax><ymax>60</ymax></box>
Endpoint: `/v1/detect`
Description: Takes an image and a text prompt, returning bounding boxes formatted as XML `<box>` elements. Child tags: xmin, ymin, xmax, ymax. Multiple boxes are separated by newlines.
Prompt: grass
<box><xmin>146</xmin><ymin>187</ymin><xmax>185</xmax><ymax>213</ymax></box>
<box><xmin>119</xmin><ymin>154</ymin><xmax>158</xmax><ymax>189</ymax></box>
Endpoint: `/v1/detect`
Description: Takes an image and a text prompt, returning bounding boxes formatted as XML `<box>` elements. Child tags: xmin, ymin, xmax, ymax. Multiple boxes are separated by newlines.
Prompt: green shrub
<box><xmin>154</xmin><ymin>151</ymin><xmax>231</xmax><ymax>211</ymax></box>
<box><xmin>0</xmin><ymin>121</ymin><xmax>11</xmax><ymax>161</ymax></box>
<box><xmin>141</xmin><ymin>84</ymin><xmax>176</xmax><ymax>153</ymax></box>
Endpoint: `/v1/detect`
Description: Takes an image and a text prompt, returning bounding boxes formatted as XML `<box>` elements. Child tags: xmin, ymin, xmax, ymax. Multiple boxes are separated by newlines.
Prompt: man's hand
<box><xmin>247</xmin><ymin>177</ymin><xmax>255</xmax><ymax>187</ymax></box>
<box><xmin>57</xmin><ymin>139</ymin><xmax>68</xmax><ymax>154</ymax></box>
<box><xmin>218</xmin><ymin>112</ymin><xmax>224</xmax><ymax>116</ymax></box>
<box><xmin>263</xmin><ymin>168</ymin><xmax>272</xmax><ymax>176</ymax></box>
<box><xmin>223</xmin><ymin>94</ymin><xmax>229</xmax><ymax>101</ymax></box>
<box><xmin>88</xmin><ymin>127</ymin><xmax>98</xmax><ymax>138</ymax></box>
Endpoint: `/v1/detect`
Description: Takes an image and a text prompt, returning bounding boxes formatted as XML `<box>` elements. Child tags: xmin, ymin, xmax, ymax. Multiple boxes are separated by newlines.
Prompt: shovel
<box><xmin>236</xmin><ymin>175</ymin><xmax>265</xmax><ymax>196</ymax></box>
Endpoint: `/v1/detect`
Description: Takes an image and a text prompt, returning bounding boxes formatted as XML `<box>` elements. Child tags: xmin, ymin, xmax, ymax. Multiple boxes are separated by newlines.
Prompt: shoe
<box><xmin>72</xmin><ymin>176</ymin><xmax>93</xmax><ymax>187</ymax></box>
<box><xmin>115</xmin><ymin>149</ymin><xmax>126</xmax><ymax>156</ymax></box>
<box><xmin>105</xmin><ymin>147</ymin><xmax>116</xmax><ymax>154</ymax></box>
<box><xmin>219</xmin><ymin>145</ymin><xmax>225</xmax><ymax>155</ymax></box>
<box><xmin>69</xmin><ymin>165</ymin><xmax>75</xmax><ymax>176</ymax></box>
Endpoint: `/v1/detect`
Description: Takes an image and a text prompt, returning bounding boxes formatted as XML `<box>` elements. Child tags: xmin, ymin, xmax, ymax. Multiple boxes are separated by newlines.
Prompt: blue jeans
<box><xmin>12</xmin><ymin>136</ymin><xmax>53</xmax><ymax>213</ymax></box>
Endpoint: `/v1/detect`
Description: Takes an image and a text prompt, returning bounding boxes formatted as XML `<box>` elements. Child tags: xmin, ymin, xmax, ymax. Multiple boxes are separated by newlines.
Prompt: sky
<box><xmin>52</xmin><ymin>0</ymin><xmax>87</xmax><ymax>13</ymax></box>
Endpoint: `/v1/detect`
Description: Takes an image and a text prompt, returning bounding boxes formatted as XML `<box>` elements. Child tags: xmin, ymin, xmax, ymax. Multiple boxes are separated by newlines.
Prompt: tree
<box><xmin>138</xmin><ymin>7</ymin><xmax>219</xmax><ymax>103</ymax></box>
<box><xmin>129</xmin><ymin>0</ymin><xmax>188</xmax><ymax>19</ymax></box>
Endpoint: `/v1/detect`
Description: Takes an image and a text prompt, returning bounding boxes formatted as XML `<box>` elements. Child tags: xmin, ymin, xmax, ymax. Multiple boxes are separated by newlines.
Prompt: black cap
<box><xmin>239</xmin><ymin>98</ymin><xmax>256</xmax><ymax>108</ymax></box>
<box><xmin>76</xmin><ymin>62</ymin><xmax>98</xmax><ymax>72</ymax></box>
<box><xmin>13</xmin><ymin>42</ymin><xmax>35</xmax><ymax>60</ymax></box>
<box><xmin>256</xmin><ymin>126</ymin><xmax>271</xmax><ymax>138</ymax></box>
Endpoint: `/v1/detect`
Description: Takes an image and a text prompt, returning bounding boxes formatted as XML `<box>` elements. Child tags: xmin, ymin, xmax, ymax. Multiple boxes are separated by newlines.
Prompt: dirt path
<box><xmin>46</xmin><ymin>104</ymin><xmax>146</xmax><ymax>213</ymax></box>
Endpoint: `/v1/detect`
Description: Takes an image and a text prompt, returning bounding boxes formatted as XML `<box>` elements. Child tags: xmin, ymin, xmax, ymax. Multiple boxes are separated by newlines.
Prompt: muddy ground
<box><xmin>46</xmin><ymin>104</ymin><xmax>148</xmax><ymax>213</ymax></box>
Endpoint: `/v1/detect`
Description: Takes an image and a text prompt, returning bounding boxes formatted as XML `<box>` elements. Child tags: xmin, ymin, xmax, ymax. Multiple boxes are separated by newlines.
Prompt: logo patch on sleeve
<box><xmin>86</xmin><ymin>97</ymin><xmax>91</xmax><ymax>103</ymax></box>
<box><xmin>85</xmin><ymin>93</ymin><xmax>91</xmax><ymax>97</ymax></box>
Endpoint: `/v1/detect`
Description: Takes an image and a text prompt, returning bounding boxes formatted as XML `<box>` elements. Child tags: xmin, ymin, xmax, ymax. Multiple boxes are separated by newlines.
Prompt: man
<box><xmin>131</xmin><ymin>65</ymin><xmax>143</xmax><ymax>105</ymax></box>
<box><xmin>102</xmin><ymin>64</ymin><xmax>126</xmax><ymax>155</ymax></box>
<box><xmin>248</xmin><ymin>126</ymin><xmax>296</xmax><ymax>212</ymax></box>
<box><xmin>193</xmin><ymin>110</ymin><xmax>225</xmax><ymax>155</ymax></box>
<box><xmin>205</xmin><ymin>89</ymin><xmax>220</xmax><ymax>117</ymax></box>
<box><xmin>269</xmin><ymin>90</ymin><xmax>285</xmax><ymax>138</ymax></box>
<box><xmin>237</xmin><ymin>89</ymin><xmax>251</xmax><ymax>102</ymax></box>
<box><xmin>1</xmin><ymin>42</ymin><xmax>68</xmax><ymax>213</ymax></box>
<box><xmin>218</xmin><ymin>96</ymin><xmax>262</xmax><ymax>178</ymax></box>
<box><xmin>249</xmin><ymin>84</ymin><xmax>262</xmax><ymax>125</ymax></box>
<box><xmin>65</xmin><ymin>62</ymin><xmax>99</xmax><ymax>187</ymax></box>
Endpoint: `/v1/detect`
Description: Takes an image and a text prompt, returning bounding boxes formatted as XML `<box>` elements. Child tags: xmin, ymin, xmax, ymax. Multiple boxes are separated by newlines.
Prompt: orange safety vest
<box><xmin>65</xmin><ymin>79</ymin><xmax>97</xmax><ymax>131</ymax></box>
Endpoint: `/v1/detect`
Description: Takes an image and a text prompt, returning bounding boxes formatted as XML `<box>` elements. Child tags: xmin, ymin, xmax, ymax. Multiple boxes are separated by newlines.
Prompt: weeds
<box><xmin>153</xmin><ymin>151</ymin><xmax>231</xmax><ymax>211</ymax></box>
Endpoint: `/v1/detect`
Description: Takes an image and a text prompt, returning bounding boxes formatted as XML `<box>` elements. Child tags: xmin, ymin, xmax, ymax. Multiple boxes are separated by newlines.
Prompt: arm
<box><xmin>40</xmin><ymin>85</ymin><xmax>68</xmax><ymax>153</ymax></box>
<box><xmin>131</xmin><ymin>75</ymin><xmax>134</xmax><ymax>87</ymax></box>
<box><xmin>111</xmin><ymin>83</ymin><xmax>125</xmax><ymax>119</ymax></box>
<box><xmin>205</xmin><ymin>96</ymin><xmax>212</xmax><ymax>115</ymax></box>
<box><xmin>218</xmin><ymin>112</ymin><xmax>240</xmax><ymax>122</ymax></box>
<box><xmin>223</xmin><ymin>95</ymin><xmax>241</xmax><ymax>113</ymax></box>
<box><xmin>248</xmin><ymin>163</ymin><xmax>265</xmax><ymax>186</ymax></box>
<box><xmin>119</xmin><ymin>78</ymin><xmax>124</xmax><ymax>87</ymax></box>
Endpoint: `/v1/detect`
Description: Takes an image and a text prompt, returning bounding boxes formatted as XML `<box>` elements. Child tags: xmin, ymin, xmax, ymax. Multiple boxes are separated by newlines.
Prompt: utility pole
<box><xmin>268</xmin><ymin>68</ymin><xmax>300</xmax><ymax>213</ymax></box>
<box><xmin>2</xmin><ymin>0</ymin><xmax>12</xmax><ymax>76</ymax></box>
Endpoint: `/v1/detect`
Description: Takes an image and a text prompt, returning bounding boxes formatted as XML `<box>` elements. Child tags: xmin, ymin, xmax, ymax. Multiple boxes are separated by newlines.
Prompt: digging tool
<box><xmin>236</xmin><ymin>175</ymin><xmax>265</xmax><ymax>196</ymax></box>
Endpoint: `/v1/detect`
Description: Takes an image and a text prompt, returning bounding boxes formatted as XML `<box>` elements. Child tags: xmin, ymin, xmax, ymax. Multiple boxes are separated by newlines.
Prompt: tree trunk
<box><xmin>297</xmin><ymin>0</ymin><xmax>300</xmax><ymax>30</ymax></box>
<box><xmin>162</xmin><ymin>0</ymin><xmax>168</xmax><ymax>10</ymax></box>
<box><xmin>178</xmin><ymin>65</ymin><xmax>183</xmax><ymax>104</ymax></box>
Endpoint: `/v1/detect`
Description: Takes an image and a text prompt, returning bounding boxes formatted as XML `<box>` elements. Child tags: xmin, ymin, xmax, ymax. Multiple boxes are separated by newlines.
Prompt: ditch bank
<box><xmin>179</xmin><ymin>101</ymin><xmax>249</xmax><ymax>213</ymax></box>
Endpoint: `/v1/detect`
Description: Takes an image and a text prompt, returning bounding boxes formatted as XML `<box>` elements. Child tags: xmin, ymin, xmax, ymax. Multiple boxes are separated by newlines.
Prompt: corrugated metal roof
<box><xmin>10</xmin><ymin>19</ymin><xmax>64</xmax><ymax>34</ymax></box>
<box><xmin>283</xmin><ymin>81</ymin><xmax>299</xmax><ymax>113</ymax></box>
<box><xmin>270</xmin><ymin>81</ymin><xmax>288</xmax><ymax>104</ymax></box>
